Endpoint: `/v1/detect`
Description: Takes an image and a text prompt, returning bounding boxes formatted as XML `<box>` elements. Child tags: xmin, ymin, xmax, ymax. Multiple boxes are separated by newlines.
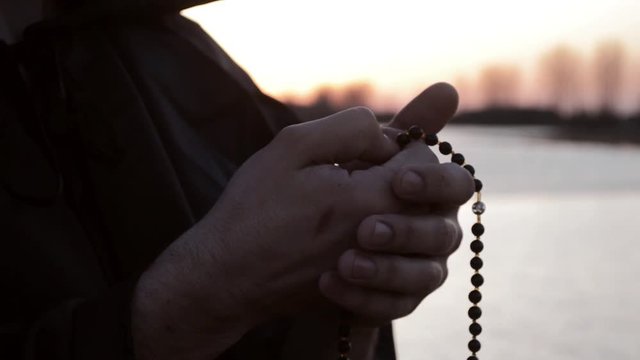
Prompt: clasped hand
<box><xmin>132</xmin><ymin>83</ymin><xmax>475</xmax><ymax>359</ymax></box>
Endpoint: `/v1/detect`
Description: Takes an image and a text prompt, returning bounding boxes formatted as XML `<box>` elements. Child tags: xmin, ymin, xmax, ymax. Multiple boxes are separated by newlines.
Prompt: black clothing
<box><xmin>0</xmin><ymin>1</ymin><xmax>395</xmax><ymax>359</ymax></box>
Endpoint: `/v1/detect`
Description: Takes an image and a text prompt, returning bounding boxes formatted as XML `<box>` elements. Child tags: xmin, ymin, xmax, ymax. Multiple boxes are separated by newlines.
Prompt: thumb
<box><xmin>387</xmin><ymin>82</ymin><xmax>459</xmax><ymax>134</ymax></box>
<box><xmin>275</xmin><ymin>107</ymin><xmax>398</xmax><ymax>167</ymax></box>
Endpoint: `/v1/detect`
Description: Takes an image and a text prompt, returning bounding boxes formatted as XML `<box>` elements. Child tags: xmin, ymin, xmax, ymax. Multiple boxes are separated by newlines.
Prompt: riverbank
<box><xmin>451</xmin><ymin>108</ymin><xmax>640</xmax><ymax>145</ymax></box>
<box><xmin>289</xmin><ymin>103</ymin><xmax>640</xmax><ymax>145</ymax></box>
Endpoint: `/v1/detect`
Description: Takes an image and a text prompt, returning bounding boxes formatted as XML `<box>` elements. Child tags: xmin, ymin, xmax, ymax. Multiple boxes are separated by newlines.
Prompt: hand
<box><xmin>132</xmin><ymin>107</ymin><xmax>431</xmax><ymax>360</ymax></box>
<box><xmin>318</xmin><ymin>83</ymin><xmax>475</xmax><ymax>324</ymax></box>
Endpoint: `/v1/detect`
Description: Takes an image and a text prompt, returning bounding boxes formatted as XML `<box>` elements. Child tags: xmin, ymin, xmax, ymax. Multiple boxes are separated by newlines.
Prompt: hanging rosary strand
<box><xmin>337</xmin><ymin>310</ymin><xmax>352</xmax><ymax>360</ymax></box>
<box><xmin>400</xmin><ymin>125</ymin><xmax>486</xmax><ymax>360</ymax></box>
<box><xmin>337</xmin><ymin>125</ymin><xmax>486</xmax><ymax>360</ymax></box>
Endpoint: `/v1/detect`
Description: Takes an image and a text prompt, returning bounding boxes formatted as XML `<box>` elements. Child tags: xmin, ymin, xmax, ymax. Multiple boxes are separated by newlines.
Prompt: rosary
<box><xmin>337</xmin><ymin>125</ymin><xmax>486</xmax><ymax>360</ymax></box>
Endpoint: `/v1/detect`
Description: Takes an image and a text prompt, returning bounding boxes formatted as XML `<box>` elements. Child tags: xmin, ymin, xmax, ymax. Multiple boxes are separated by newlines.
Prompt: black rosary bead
<box><xmin>451</xmin><ymin>153</ymin><xmax>465</xmax><ymax>165</ymax></box>
<box><xmin>471</xmin><ymin>223</ymin><xmax>485</xmax><ymax>237</ymax></box>
<box><xmin>396</xmin><ymin>132</ymin><xmax>411</xmax><ymax>147</ymax></box>
<box><xmin>424</xmin><ymin>133</ymin><xmax>439</xmax><ymax>146</ymax></box>
<box><xmin>468</xmin><ymin>339</ymin><xmax>481</xmax><ymax>353</ymax></box>
<box><xmin>474</xmin><ymin>179</ymin><xmax>483</xmax><ymax>192</ymax></box>
<box><xmin>469</xmin><ymin>322</ymin><xmax>482</xmax><ymax>336</ymax></box>
<box><xmin>468</xmin><ymin>306</ymin><xmax>482</xmax><ymax>320</ymax></box>
<box><xmin>408</xmin><ymin>125</ymin><xmax>424</xmax><ymax>140</ymax></box>
<box><xmin>470</xmin><ymin>240</ymin><xmax>484</xmax><ymax>253</ymax></box>
<box><xmin>471</xmin><ymin>273</ymin><xmax>484</xmax><ymax>287</ymax></box>
<box><xmin>438</xmin><ymin>141</ymin><xmax>453</xmax><ymax>155</ymax></box>
<box><xmin>470</xmin><ymin>256</ymin><xmax>483</xmax><ymax>270</ymax></box>
<box><xmin>464</xmin><ymin>164</ymin><xmax>476</xmax><ymax>176</ymax></box>
<box><xmin>468</xmin><ymin>289</ymin><xmax>482</xmax><ymax>304</ymax></box>
<box><xmin>338</xmin><ymin>339</ymin><xmax>352</xmax><ymax>354</ymax></box>
<box><xmin>346</xmin><ymin>128</ymin><xmax>487</xmax><ymax>360</ymax></box>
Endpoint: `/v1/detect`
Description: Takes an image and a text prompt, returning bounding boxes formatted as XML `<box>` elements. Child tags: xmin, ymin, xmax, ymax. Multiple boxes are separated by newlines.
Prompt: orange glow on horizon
<box><xmin>183</xmin><ymin>0</ymin><xmax>640</xmax><ymax>113</ymax></box>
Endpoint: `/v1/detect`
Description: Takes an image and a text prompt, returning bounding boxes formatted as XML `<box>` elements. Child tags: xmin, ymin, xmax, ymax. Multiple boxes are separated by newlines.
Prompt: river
<box><xmin>394</xmin><ymin>125</ymin><xmax>640</xmax><ymax>360</ymax></box>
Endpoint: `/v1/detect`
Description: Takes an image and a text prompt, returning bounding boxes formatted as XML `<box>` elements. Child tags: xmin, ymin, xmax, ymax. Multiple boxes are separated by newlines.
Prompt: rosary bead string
<box><xmin>400</xmin><ymin>126</ymin><xmax>485</xmax><ymax>360</ymax></box>
<box><xmin>337</xmin><ymin>310</ymin><xmax>352</xmax><ymax>360</ymax></box>
<box><xmin>337</xmin><ymin>125</ymin><xmax>486</xmax><ymax>360</ymax></box>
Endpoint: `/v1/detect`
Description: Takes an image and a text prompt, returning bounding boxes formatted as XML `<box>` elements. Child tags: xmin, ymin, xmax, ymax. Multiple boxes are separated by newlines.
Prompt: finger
<box><xmin>338</xmin><ymin>129</ymin><xmax>433</xmax><ymax>172</ymax></box>
<box><xmin>338</xmin><ymin>84</ymin><xmax>457</xmax><ymax>171</ymax></box>
<box><xmin>318</xmin><ymin>272</ymin><xmax>421</xmax><ymax>320</ymax></box>
<box><xmin>345</xmin><ymin>141</ymin><xmax>437</xmax><ymax>215</ymax></box>
<box><xmin>357</xmin><ymin>214</ymin><xmax>462</xmax><ymax>256</ymax></box>
<box><xmin>335</xmin><ymin>249</ymin><xmax>447</xmax><ymax>295</ymax></box>
<box><xmin>392</xmin><ymin>162</ymin><xmax>475</xmax><ymax>205</ymax></box>
<box><xmin>274</xmin><ymin>107</ymin><xmax>398</xmax><ymax>167</ymax></box>
<box><xmin>387</xmin><ymin>82</ymin><xmax>459</xmax><ymax>134</ymax></box>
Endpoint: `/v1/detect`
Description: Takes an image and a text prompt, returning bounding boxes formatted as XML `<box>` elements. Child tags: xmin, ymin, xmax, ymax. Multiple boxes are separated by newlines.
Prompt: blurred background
<box><xmin>184</xmin><ymin>1</ymin><xmax>640</xmax><ymax>359</ymax></box>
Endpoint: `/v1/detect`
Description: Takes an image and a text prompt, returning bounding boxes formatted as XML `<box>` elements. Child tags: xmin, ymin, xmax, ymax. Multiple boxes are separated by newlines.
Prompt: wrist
<box><xmin>130</xmin><ymin>225</ymin><xmax>261</xmax><ymax>360</ymax></box>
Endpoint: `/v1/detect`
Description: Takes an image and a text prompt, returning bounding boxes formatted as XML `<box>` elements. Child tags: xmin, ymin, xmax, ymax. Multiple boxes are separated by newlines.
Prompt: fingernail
<box><xmin>400</xmin><ymin>171</ymin><xmax>423</xmax><ymax>193</ymax></box>
<box><xmin>369</xmin><ymin>221</ymin><xmax>393</xmax><ymax>247</ymax></box>
<box><xmin>352</xmin><ymin>255</ymin><xmax>376</xmax><ymax>279</ymax></box>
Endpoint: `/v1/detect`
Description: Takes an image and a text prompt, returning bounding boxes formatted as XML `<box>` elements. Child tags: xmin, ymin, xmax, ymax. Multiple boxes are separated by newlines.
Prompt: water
<box><xmin>394</xmin><ymin>125</ymin><xmax>640</xmax><ymax>360</ymax></box>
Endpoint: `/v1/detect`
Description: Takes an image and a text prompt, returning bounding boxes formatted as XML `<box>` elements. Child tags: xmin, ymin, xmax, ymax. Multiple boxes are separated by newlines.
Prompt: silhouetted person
<box><xmin>0</xmin><ymin>1</ymin><xmax>473</xmax><ymax>359</ymax></box>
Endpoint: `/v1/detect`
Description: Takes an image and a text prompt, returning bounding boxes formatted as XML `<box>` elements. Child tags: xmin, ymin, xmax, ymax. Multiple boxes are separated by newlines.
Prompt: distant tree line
<box><xmin>286</xmin><ymin>40</ymin><xmax>640</xmax><ymax>129</ymax></box>
<box><xmin>474</xmin><ymin>40</ymin><xmax>634</xmax><ymax>116</ymax></box>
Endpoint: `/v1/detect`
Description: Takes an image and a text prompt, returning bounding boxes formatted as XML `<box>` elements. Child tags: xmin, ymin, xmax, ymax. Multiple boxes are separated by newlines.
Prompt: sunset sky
<box><xmin>184</xmin><ymin>0</ymin><xmax>640</xmax><ymax>112</ymax></box>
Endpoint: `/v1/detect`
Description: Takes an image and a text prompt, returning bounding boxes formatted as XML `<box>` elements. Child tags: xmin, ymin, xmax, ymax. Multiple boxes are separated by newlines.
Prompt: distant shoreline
<box><xmin>290</xmin><ymin>104</ymin><xmax>640</xmax><ymax>145</ymax></box>
<box><xmin>447</xmin><ymin>108</ymin><xmax>640</xmax><ymax>145</ymax></box>
<box><xmin>547</xmin><ymin>124</ymin><xmax>640</xmax><ymax>145</ymax></box>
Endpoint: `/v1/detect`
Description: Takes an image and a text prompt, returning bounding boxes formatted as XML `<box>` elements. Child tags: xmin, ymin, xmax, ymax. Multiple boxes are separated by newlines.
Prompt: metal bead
<box><xmin>472</xmin><ymin>201</ymin><xmax>486</xmax><ymax>215</ymax></box>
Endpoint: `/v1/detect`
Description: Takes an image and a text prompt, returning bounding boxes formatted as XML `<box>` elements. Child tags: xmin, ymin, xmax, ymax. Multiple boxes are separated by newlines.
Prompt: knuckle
<box><xmin>460</xmin><ymin>171</ymin><xmax>476</xmax><ymax>202</ymax></box>
<box><xmin>378</xmin><ymin>256</ymin><xmax>400</xmax><ymax>284</ymax></box>
<box><xmin>442</xmin><ymin>163</ymin><xmax>475</xmax><ymax>204</ymax></box>
<box><xmin>433</xmin><ymin>166</ymin><xmax>449</xmax><ymax>192</ymax></box>
<box><xmin>437</xmin><ymin>219</ymin><xmax>459</xmax><ymax>254</ymax></box>
<box><xmin>450</xmin><ymin>219</ymin><xmax>463</xmax><ymax>252</ymax></box>
<box><xmin>450</xmin><ymin>163</ymin><xmax>476</xmax><ymax>202</ymax></box>
<box><xmin>397</xmin><ymin>217</ymin><xmax>414</xmax><ymax>250</ymax></box>
<box><xmin>350</xmin><ymin>106</ymin><xmax>380</xmax><ymax>133</ymax></box>
<box><xmin>421</xmin><ymin>217</ymin><xmax>452</xmax><ymax>255</ymax></box>
<box><xmin>438</xmin><ymin>219</ymin><xmax>453</xmax><ymax>250</ymax></box>
<box><xmin>350</xmin><ymin>106</ymin><xmax>377</xmax><ymax>123</ymax></box>
<box><xmin>420</xmin><ymin>261</ymin><xmax>447</xmax><ymax>295</ymax></box>
<box><xmin>275</xmin><ymin>124</ymin><xmax>304</xmax><ymax>145</ymax></box>
<box><xmin>438</xmin><ymin>262</ymin><xmax>449</xmax><ymax>286</ymax></box>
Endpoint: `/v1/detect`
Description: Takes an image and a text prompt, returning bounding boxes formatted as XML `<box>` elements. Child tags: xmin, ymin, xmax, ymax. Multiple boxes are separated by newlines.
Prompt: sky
<box><xmin>183</xmin><ymin>0</ymin><xmax>640</xmax><ymax>112</ymax></box>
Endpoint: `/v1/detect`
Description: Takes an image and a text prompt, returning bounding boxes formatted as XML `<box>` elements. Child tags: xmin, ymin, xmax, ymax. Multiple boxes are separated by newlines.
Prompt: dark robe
<box><xmin>0</xmin><ymin>1</ymin><xmax>395</xmax><ymax>358</ymax></box>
